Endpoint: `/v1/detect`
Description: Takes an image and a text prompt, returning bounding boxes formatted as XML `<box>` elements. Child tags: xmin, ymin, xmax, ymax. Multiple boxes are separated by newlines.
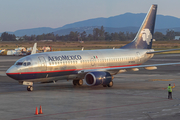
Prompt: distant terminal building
<box><xmin>40</xmin><ymin>40</ymin><xmax>53</xmax><ymax>42</ymax></box>
<box><xmin>79</xmin><ymin>41</ymin><xmax>84</xmax><ymax>43</ymax></box>
<box><xmin>174</xmin><ymin>36</ymin><xmax>180</xmax><ymax>40</ymax></box>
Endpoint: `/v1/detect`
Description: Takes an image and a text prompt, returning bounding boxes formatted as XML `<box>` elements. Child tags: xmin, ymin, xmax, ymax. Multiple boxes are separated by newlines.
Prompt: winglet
<box><xmin>31</xmin><ymin>43</ymin><xmax>37</xmax><ymax>55</ymax></box>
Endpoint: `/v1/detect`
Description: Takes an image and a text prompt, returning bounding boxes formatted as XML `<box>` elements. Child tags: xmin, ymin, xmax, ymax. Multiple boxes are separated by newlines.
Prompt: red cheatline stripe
<box><xmin>6</xmin><ymin>69</ymin><xmax>77</xmax><ymax>75</ymax></box>
<box><xmin>6</xmin><ymin>64</ymin><xmax>141</xmax><ymax>75</ymax></box>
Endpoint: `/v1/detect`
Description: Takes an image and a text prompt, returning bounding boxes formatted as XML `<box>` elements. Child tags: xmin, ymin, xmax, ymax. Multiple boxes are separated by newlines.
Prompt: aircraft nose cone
<box><xmin>6</xmin><ymin>66</ymin><xmax>19</xmax><ymax>80</ymax></box>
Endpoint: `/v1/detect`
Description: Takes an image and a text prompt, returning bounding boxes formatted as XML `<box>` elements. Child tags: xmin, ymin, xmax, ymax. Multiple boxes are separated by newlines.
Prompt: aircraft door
<box><xmin>136</xmin><ymin>52</ymin><xmax>141</xmax><ymax>62</ymax></box>
<box><xmin>91</xmin><ymin>58</ymin><xmax>95</xmax><ymax>66</ymax></box>
<box><xmin>38</xmin><ymin>56</ymin><xmax>47</xmax><ymax>71</ymax></box>
<box><xmin>87</xmin><ymin>52</ymin><xmax>96</xmax><ymax>67</ymax></box>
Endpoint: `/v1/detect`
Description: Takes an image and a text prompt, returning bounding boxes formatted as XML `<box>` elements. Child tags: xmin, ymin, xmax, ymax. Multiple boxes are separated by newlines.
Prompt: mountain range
<box><xmin>3</xmin><ymin>13</ymin><xmax>180</xmax><ymax>36</ymax></box>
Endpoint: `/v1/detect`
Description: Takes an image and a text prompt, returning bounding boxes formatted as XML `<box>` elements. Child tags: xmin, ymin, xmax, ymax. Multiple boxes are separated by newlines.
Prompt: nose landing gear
<box><xmin>27</xmin><ymin>86</ymin><xmax>33</xmax><ymax>91</ymax></box>
<box><xmin>19</xmin><ymin>81</ymin><xmax>34</xmax><ymax>91</ymax></box>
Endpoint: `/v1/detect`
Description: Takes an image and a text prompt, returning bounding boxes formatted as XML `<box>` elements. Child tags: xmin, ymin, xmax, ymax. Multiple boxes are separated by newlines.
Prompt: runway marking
<box><xmin>79</xmin><ymin>91</ymin><xmax>166</xmax><ymax>99</ymax></box>
<box><xmin>12</xmin><ymin>99</ymin><xmax>169</xmax><ymax>120</ymax></box>
<box><xmin>162</xmin><ymin>109</ymin><xmax>172</xmax><ymax>111</ymax></box>
<box><xmin>0</xmin><ymin>74</ymin><xmax>7</xmax><ymax>76</ymax></box>
<box><xmin>150</xmin><ymin>79</ymin><xmax>173</xmax><ymax>81</ymax></box>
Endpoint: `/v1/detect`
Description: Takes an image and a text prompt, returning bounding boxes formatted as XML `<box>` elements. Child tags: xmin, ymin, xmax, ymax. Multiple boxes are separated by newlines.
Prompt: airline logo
<box><xmin>141</xmin><ymin>29</ymin><xmax>152</xmax><ymax>45</ymax></box>
<box><xmin>48</xmin><ymin>55</ymin><xmax>82</xmax><ymax>61</ymax></box>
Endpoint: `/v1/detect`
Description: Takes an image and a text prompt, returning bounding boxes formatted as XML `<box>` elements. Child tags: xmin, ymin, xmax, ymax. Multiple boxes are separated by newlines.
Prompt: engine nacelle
<box><xmin>85</xmin><ymin>71</ymin><xmax>112</xmax><ymax>86</ymax></box>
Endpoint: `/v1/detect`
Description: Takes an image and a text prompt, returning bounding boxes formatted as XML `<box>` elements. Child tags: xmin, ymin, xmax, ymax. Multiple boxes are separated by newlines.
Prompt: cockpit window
<box><xmin>23</xmin><ymin>62</ymin><xmax>26</xmax><ymax>66</ymax></box>
<box><xmin>23</xmin><ymin>62</ymin><xmax>31</xmax><ymax>66</ymax></box>
<box><xmin>16</xmin><ymin>62</ymin><xmax>23</xmax><ymax>65</ymax></box>
<box><xmin>15</xmin><ymin>61</ymin><xmax>31</xmax><ymax>66</ymax></box>
<box><xmin>15</xmin><ymin>57</ymin><xmax>32</xmax><ymax>66</ymax></box>
<box><xmin>27</xmin><ymin>62</ymin><xmax>31</xmax><ymax>66</ymax></box>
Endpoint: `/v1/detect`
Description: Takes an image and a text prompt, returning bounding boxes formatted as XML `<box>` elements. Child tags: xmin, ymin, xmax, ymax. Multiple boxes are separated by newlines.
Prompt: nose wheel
<box><xmin>27</xmin><ymin>86</ymin><xmax>33</xmax><ymax>91</ymax></box>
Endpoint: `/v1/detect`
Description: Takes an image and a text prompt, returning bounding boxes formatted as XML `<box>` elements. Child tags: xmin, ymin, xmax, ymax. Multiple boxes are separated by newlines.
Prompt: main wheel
<box><xmin>27</xmin><ymin>86</ymin><xmax>33</xmax><ymax>91</ymax></box>
<box><xmin>78</xmin><ymin>79</ymin><xmax>83</xmax><ymax>86</ymax></box>
<box><xmin>103</xmin><ymin>85</ymin><xmax>107</xmax><ymax>87</ymax></box>
<box><xmin>107</xmin><ymin>81</ymin><xmax>113</xmax><ymax>87</ymax></box>
<box><xmin>73</xmin><ymin>80</ymin><xmax>78</xmax><ymax>86</ymax></box>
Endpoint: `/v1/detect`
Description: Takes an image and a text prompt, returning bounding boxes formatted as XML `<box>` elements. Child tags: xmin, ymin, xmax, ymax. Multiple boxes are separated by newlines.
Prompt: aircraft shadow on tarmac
<box><xmin>31</xmin><ymin>80</ymin><xmax>163</xmax><ymax>92</ymax></box>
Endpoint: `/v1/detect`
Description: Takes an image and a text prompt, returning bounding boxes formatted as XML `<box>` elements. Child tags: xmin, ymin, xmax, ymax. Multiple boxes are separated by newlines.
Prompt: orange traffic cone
<box><xmin>39</xmin><ymin>105</ymin><xmax>43</xmax><ymax>114</ymax></box>
<box><xmin>35</xmin><ymin>107</ymin><xmax>38</xmax><ymax>115</ymax></box>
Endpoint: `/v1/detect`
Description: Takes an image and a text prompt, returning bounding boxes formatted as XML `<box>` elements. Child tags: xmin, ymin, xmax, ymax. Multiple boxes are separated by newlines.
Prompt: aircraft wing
<box><xmin>80</xmin><ymin>62</ymin><xmax>180</xmax><ymax>75</ymax></box>
<box><xmin>147</xmin><ymin>49</ymin><xmax>180</xmax><ymax>54</ymax></box>
<box><xmin>105</xmin><ymin>62</ymin><xmax>180</xmax><ymax>71</ymax></box>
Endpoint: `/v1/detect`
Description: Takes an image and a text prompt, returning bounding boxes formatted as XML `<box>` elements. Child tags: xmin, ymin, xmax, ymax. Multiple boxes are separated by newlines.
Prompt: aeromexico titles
<box><xmin>48</xmin><ymin>55</ymin><xmax>82</xmax><ymax>61</ymax></box>
<box><xmin>6</xmin><ymin>5</ymin><xmax>180</xmax><ymax>91</ymax></box>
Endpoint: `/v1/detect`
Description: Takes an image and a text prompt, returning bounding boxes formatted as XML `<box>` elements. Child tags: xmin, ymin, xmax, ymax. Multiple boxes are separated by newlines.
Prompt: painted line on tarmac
<box><xmin>149</xmin><ymin>79</ymin><xmax>173</xmax><ymax>81</ymax></box>
<box><xmin>78</xmin><ymin>91</ymin><xmax>167</xmax><ymax>99</ymax></box>
<box><xmin>12</xmin><ymin>99</ymin><xmax>169</xmax><ymax>120</ymax></box>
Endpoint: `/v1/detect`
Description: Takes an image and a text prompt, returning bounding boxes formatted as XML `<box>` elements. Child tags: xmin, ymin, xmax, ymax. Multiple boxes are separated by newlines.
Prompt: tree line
<box><xmin>1</xmin><ymin>26</ymin><xmax>180</xmax><ymax>41</ymax></box>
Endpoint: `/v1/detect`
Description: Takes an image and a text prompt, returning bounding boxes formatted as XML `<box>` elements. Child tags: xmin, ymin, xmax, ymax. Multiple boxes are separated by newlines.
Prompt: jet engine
<box><xmin>85</xmin><ymin>71</ymin><xmax>112</xmax><ymax>86</ymax></box>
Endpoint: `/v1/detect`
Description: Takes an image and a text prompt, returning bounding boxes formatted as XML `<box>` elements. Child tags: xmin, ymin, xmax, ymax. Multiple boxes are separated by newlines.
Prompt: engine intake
<box><xmin>85</xmin><ymin>71</ymin><xmax>112</xmax><ymax>86</ymax></box>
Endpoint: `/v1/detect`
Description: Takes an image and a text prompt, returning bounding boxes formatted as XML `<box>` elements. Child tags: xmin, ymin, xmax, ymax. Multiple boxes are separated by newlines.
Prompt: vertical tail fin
<box><xmin>121</xmin><ymin>4</ymin><xmax>157</xmax><ymax>49</ymax></box>
<box><xmin>31</xmin><ymin>43</ymin><xmax>37</xmax><ymax>55</ymax></box>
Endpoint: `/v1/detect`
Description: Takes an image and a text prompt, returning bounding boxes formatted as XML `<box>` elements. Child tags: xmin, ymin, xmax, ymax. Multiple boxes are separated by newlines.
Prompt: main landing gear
<box><xmin>73</xmin><ymin>79</ymin><xmax>83</xmax><ymax>86</ymax></box>
<box><xmin>103</xmin><ymin>81</ymin><xmax>113</xmax><ymax>87</ymax></box>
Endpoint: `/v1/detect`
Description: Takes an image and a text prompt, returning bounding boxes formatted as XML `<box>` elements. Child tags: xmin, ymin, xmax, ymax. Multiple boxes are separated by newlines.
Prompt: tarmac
<box><xmin>1</xmin><ymin>54</ymin><xmax>180</xmax><ymax>120</ymax></box>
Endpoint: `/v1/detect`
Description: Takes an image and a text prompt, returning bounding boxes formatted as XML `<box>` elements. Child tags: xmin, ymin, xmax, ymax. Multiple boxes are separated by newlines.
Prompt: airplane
<box><xmin>6</xmin><ymin>4</ymin><xmax>180</xmax><ymax>91</ymax></box>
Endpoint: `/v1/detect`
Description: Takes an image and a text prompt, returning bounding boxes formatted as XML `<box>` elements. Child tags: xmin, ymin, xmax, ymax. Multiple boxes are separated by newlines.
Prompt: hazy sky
<box><xmin>0</xmin><ymin>0</ymin><xmax>179</xmax><ymax>32</ymax></box>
